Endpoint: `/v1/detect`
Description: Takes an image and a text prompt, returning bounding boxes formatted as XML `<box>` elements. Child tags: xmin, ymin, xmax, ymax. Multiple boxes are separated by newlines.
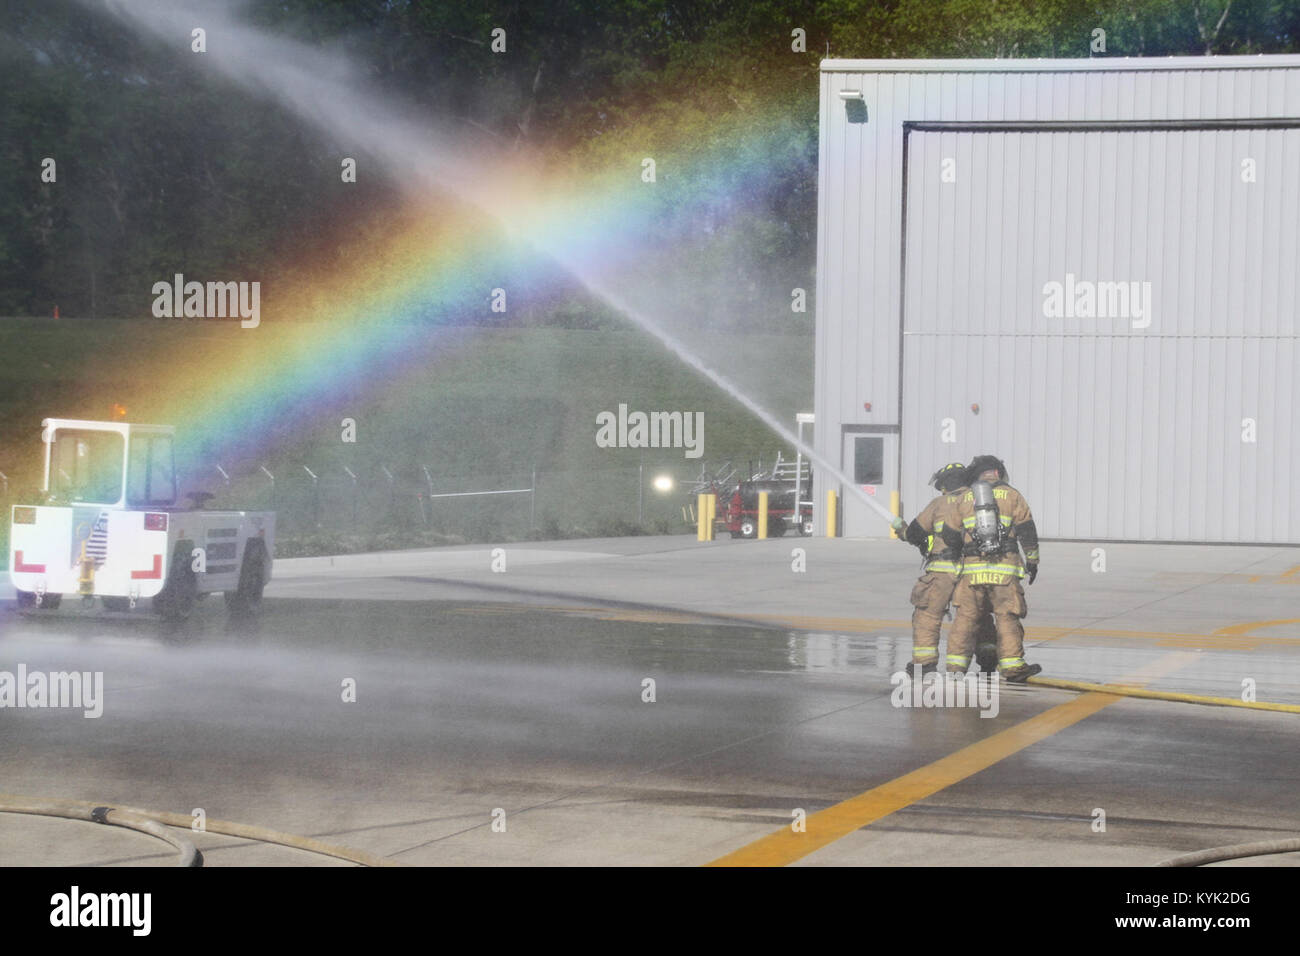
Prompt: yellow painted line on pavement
<box><xmin>705</xmin><ymin>693</ymin><xmax>1118</xmax><ymax>867</ymax></box>
<box><xmin>1213</xmin><ymin>618</ymin><xmax>1300</xmax><ymax>636</ymax></box>
<box><xmin>1156</xmin><ymin>571</ymin><xmax>1300</xmax><ymax>585</ymax></box>
<box><xmin>707</xmin><ymin>653</ymin><xmax>1197</xmax><ymax>867</ymax></box>
<box><xmin>1280</xmin><ymin>565</ymin><xmax>1300</xmax><ymax>579</ymax></box>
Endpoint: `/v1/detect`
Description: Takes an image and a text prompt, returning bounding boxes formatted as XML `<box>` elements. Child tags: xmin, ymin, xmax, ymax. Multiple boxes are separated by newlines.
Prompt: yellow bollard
<box><xmin>757</xmin><ymin>491</ymin><xmax>768</xmax><ymax>539</ymax></box>
<box><xmin>697</xmin><ymin>493</ymin><xmax>708</xmax><ymax>541</ymax></box>
<box><xmin>706</xmin><ymin>493</ymin><xmax>716</xmax><ymax>541</ymax></box>
<box><xmin>826</xmin><ymin>490</ymin><xmax>838</xmax><ymax>538</ymax></box>
<box><xmin>890</xmin><ymin>490</ymin><xmax>901</xmax><ymax>539</ymax></box>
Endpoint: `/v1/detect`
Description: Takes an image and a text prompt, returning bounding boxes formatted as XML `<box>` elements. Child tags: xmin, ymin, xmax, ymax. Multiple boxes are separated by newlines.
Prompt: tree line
<box><xmin>1</xmin><ymin>0</ymin><xmax>1295</xmax><ymax>324</ymax></box>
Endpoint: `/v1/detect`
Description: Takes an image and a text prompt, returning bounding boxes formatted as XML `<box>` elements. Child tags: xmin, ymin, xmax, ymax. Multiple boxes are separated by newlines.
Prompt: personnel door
<box><xmin>839</xmin><ymin>430</ymin><xmax>898</xmax><ymax>537</ymax></box>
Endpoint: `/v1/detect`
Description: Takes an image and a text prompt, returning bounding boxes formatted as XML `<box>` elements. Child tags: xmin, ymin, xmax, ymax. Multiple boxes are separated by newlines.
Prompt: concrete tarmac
<box><xmin>1</xmin><ymin>534</ymin><xmax>1297</xmax><ymax>865</ymax></box>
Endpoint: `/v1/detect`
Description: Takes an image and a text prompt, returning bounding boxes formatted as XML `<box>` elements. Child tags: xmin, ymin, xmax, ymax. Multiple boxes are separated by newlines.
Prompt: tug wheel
<box><xmin>225</xmin><ymin>542</ymin><xmax>267</xmax><ymax>617</ymax></box>
<box><xmin>155</xmin><ymin>551</ymin><xmax>197</xmax><ymax>622</ymax></box>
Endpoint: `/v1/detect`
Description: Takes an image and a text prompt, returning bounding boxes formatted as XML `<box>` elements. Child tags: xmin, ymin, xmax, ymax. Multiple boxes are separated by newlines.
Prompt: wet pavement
<box><xmin>2</xmin><ymin>535</ymin><xmax>1298</xmax><ymax>866</ymax></box>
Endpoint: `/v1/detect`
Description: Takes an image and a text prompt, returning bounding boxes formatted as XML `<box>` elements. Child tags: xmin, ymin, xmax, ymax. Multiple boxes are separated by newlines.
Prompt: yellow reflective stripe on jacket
<box><xmin>924</xmin><ymin>560</ymin><xmax>961</xmax><ymax>573</ymax></box>
<box><xmin>960</xmin><ymin>563</ymin><xmax>1024</xmax><ymax>576</ymax></box>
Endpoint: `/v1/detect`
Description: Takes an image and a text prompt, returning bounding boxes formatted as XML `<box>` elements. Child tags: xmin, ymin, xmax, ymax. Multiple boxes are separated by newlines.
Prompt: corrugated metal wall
<box><xmin>816</xmin><ymin>60</ymin><xmax>1300</xmax><ymax>542</ymax></box>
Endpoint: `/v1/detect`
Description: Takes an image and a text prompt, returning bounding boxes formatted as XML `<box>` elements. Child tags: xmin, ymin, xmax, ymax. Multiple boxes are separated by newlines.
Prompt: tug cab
<box><xmin>10</xmin><ymin>419</ymin><xmax>274</xmax><ymax>620</ymax></box>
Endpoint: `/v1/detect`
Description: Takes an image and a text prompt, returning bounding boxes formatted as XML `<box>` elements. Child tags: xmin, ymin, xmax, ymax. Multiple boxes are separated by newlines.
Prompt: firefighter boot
<box><xmin>1001</xmin><ymin>662</ymin><xmax>1043</xmax><ymax>683</ymax></box>
<box><xmin>905</xmin><ymin>659</ymin><xmax>939</xmax><ymax>678</ymax></box>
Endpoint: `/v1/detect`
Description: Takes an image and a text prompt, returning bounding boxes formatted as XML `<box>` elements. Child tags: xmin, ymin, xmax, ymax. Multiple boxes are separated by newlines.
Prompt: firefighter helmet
<box><xmin>929</xmin><ymin>462</ymin><xmax>967</xmax><ymax>494</ymax></box>
<box><xmin>965</xmin><ymin>454</ymin><xmax>1008</xmax><ymax>485</ymax></box>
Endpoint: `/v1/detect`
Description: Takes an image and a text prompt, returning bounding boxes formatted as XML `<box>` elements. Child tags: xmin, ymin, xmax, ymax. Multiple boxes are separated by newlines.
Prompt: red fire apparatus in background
<box><xmin>721</xmin><ymin>477</ymin><xmax>814</xmax><ymax>538</ymax></box>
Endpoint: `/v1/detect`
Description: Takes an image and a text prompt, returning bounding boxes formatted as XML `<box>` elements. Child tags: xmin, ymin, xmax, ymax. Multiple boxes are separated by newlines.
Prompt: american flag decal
<box><xmin>71</xmin><ymin>511</ymin><xmax>110</xmax><ymax>569</ymax></box>
<box><xmin>87</xmin><ymin>512</ymin><xmax>109</xmax><ymax>567</ymax></box>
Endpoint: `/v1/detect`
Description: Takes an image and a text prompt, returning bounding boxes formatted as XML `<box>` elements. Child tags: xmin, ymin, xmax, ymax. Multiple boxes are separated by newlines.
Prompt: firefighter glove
<box><xmin>1025</xmin><ymin>562</ymin><xmax>1039</xmax><ymax>585</ymax></box>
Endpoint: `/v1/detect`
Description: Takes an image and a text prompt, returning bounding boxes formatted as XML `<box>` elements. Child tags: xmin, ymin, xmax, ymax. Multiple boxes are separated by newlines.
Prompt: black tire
<box><xmin>16</xmin><ymin>590</ymin><xmax>36</xmax><ymax>609</ymax></box>
<box><xmin>739</xmin><ymin>518</ymin><xmax>757</xmax><ymax>539</ymax></box>
<box><xmin>101</xmin><ymin>596</ymin><xmax>132</xmax><ymax>612</ymax></box>
<box><xmin>154</xmin><ymin>550</ymin><xmax>197</xmax><ymax>622</ymax></box>
<box><xmin>768</xmin><ymin>518</ymin><xmax>787</xmax><ymax>538</ymax></box>
<box><xmin>799</xmin><ymin>519</ymin><xmax>814</xmax><ymax>536</ymax></box>
<box><xmin>225</xmin><ymin>542</ymin><xmax>266</xmax><ymax>617</ymax></box>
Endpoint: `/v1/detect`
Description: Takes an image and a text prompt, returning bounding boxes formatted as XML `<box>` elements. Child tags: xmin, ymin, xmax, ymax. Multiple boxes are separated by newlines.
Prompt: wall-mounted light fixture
<box><xmin>839</xmin><ymin>89</ymin><xmax>868</xmax><ymax>123</ymax></box>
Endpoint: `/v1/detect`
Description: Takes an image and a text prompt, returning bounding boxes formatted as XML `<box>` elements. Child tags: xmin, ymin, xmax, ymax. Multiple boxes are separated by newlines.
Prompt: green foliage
<box><xmin>5</xmin><ymin>0</ymin><xmax>1297</xmax><ymax>320</ymax></box>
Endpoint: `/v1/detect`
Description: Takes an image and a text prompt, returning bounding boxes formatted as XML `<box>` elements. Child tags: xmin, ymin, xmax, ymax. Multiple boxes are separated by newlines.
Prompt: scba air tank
<box><xmin>970</xmin><ymin>480</ymin><xmax>1003</xmax><ymax>555</ymax></box>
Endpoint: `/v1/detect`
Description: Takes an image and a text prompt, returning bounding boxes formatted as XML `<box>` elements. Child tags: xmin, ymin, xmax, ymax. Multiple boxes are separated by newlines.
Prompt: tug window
<box><xmin>127</xmin><ymin>435</ymin><xmax>177</xmax><ymax>507</ymax></box>
<box><xmin>50</xmin><ymin>430</ymin><xmax>125</xmax><ymax>505</ymax></box>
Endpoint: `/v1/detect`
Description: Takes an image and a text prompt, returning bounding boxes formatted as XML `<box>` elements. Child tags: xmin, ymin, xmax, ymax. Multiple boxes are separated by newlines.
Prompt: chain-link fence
<box><xmin>218</xmin><ymin>462</ymin><xmax>700</xmax><ymax>538</ymax></box>
<box><xmin>0</xmin><ymin>459</ymin><xmax>712</xmax><ymax>559</ymax></box>
<box><xmin>0</xmin><ymin>452</ymin><xmax>804</xmax><ymax>563</ymax></box>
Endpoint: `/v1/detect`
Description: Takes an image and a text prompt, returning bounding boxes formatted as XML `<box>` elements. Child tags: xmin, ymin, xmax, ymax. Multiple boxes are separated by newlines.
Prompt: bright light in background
<box><xmin>653</xmin><ymin>475</ymin><xmax>674</xmax><ymax>493</ymax></box>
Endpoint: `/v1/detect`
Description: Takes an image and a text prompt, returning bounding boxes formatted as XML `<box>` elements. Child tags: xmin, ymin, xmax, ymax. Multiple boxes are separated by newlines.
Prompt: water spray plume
<box><xmin>98</xmin><ymin>0</ymin><xmax>898</xmax><ymax>528</ymax></box>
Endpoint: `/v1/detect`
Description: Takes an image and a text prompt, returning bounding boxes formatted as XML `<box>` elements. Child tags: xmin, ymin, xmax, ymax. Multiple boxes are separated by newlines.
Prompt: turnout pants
<box><xmin>949</xmin><ymin>576</ymin><xmax>1029</xmax><ymax>672</ymax></box>
<box><xmin>909</xmin><ymin>571</ymin><xmax>959</xmax><ymax>664</ymax></box>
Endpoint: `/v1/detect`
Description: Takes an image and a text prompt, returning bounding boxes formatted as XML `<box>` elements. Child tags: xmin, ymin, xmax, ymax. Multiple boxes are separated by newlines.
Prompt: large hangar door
<box><xmin>901</xmin><ymin>125</ymin><xmax>1299</xmax><ymax>543</ymax></box>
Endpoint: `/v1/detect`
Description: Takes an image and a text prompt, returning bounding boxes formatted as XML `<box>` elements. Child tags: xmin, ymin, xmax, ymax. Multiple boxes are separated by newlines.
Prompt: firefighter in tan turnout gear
<box><xmin>901</xmin><ymin>463</ymin><xmax>999</xmax><ymax>677</ymax></box>
<box><xmin>900</xmin><ymin>463</ymin><xmax>965</xmax><ymax>677</ymax></box>
<box><xmin>937</xmin><ymin>455</ymin><xmax>1043</xmax><ymax>683</ymax></box>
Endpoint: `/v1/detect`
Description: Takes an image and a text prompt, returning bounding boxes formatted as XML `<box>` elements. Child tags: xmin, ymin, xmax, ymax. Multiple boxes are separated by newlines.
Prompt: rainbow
<box><xmin>142</xmin><ymin>113</ymin><xmax>813</xmax><ymax>474</ymax></box>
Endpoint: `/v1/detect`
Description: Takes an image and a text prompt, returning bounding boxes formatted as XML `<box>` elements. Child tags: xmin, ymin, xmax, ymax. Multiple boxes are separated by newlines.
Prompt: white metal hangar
<box><xmin>814</xmin><ymin>55</ymin><xmax>1300</xmax><ymax>543</ymax></box>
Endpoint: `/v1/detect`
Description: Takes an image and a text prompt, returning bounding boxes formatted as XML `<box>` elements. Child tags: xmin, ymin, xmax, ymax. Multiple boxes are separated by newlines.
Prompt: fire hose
<box><xmin>0</xmin><ymin>793</ymin><xmax>400</xmax><ymax>866</ymax></box>
<box><xmin>1156</xmin><ymin>838</ymin><xmax>1300</xmax><ymax>867</ymax></box>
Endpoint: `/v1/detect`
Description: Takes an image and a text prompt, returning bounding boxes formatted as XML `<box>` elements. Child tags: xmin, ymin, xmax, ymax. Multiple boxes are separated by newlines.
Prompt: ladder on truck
<box><xmin>771</xmin><ymin>451</ymin><xmax>812</xmax><ymax>513</ymax></box>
